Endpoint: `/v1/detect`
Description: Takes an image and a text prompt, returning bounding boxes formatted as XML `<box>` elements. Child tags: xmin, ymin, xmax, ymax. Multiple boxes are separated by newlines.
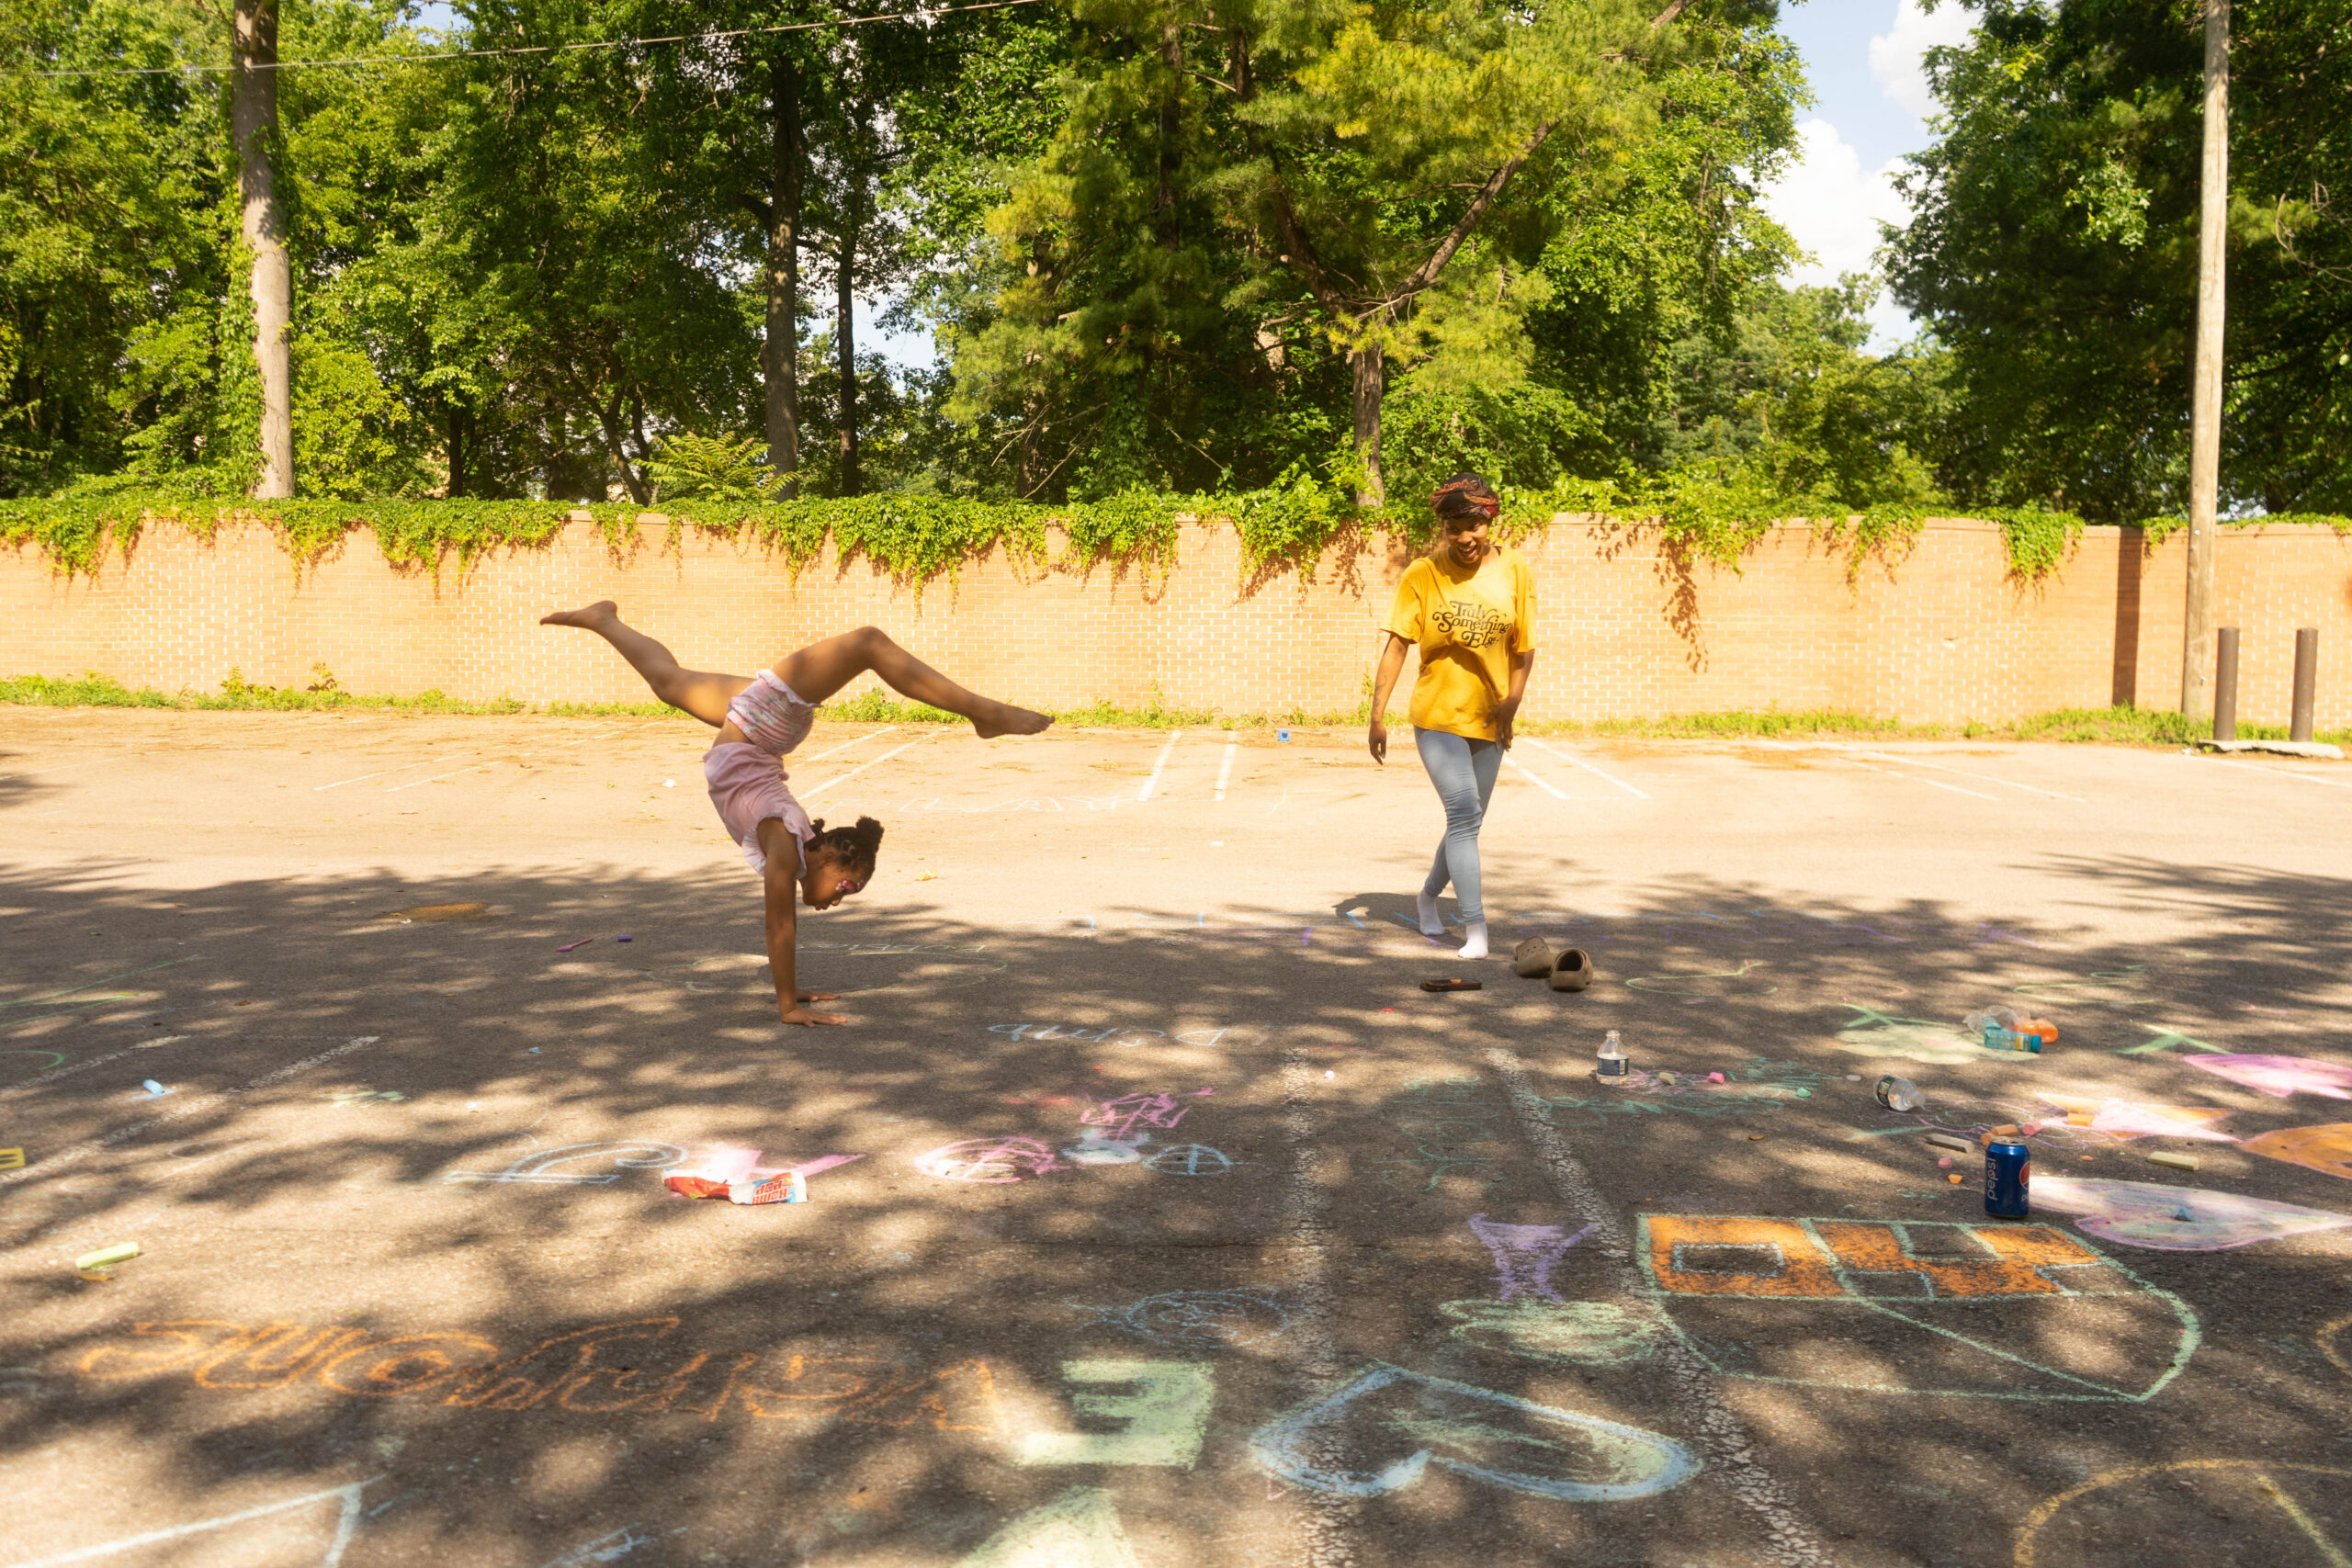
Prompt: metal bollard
<box><xmin>2213</xmin><ymin>627</ymin><xmax>2240</xmax><ymax>740</ymax></box>
<box><xmin>2291</xmin><ymin>626</ymin><xmax>2318</xmax><ymax>743</ymax></box>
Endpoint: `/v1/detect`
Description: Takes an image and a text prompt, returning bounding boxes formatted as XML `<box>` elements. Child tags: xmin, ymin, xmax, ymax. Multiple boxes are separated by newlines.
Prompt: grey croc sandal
<box><xmin>1511</xmin><ymin>937</ymin><xmax>1557</xmax><ymax>978</ymax></box>
<box><xmin>1548</xmin><ymin>947</ymin><xmax>1597</xmax><ymax>992</ymax></box>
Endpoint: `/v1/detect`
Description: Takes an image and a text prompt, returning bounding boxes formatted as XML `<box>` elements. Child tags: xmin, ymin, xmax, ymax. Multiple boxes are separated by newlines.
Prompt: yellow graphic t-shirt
<box><xmin>1382</xmin><ymin>547</ymin><xmax>1536</xmax><ymax>742</ymax></box>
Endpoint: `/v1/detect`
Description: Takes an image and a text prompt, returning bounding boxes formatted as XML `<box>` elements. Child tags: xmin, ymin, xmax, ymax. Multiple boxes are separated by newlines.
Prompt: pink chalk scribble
<box><xmin>914</xmin><ymin>1137</ymin><xmax>1064</xmax><ymax>1184</ymax></box>
<box><xmin>2184</xmin><ymin>1055</ymin><xmax>2352</xmax><ymax>1100</ymax></box>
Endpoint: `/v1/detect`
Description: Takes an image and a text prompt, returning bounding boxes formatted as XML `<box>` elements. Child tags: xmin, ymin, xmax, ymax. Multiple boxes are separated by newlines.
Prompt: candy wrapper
<box><xmin>664</xmin><ymin>1170</ymin><xmax>806</xmax><ymax>1204</ymax></box>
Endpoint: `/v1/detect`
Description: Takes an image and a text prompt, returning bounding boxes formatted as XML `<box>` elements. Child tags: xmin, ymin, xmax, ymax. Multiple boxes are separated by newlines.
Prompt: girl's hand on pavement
<box><xmin>1368</xmin><ymin>717</ymin><xmax>1389</xmax><ymax>764</ymax></box>
<box><xmin>779</xmin><ymin>1005</ymin><xmax>847</xmax><ymax>1027</ymax></box>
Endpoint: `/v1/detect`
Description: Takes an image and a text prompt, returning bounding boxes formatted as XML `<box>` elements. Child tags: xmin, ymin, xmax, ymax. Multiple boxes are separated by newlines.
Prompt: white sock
<box><xmin>1417</xmin><ymin>892</ymin><xmax>1445</xmax><ymax>937</ymax></box>
<box><xmin>1457</xmin><ymin>920</ymin><xmax>1489</xmax><ymax>960</ymax></box>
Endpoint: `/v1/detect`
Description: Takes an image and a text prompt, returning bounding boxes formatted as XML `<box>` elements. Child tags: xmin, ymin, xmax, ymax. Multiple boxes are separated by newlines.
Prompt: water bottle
<box><xmin>1597</xmin><ymin>1031</ymin><xmax>1630</xmax><ymax>1085</ymax></box>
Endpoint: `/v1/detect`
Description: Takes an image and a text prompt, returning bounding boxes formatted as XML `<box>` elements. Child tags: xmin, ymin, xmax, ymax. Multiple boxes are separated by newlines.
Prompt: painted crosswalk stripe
<box><xmin>1214</xmin><ymin>739</ymin><xmax>1237</xmax><ymax>801</ymax></box>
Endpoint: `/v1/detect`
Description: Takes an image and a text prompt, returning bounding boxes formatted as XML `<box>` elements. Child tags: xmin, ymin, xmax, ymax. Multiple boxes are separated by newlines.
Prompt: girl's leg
<box><xmin>1415</xmin><ymin>730</ymin><xmax>1502</xmax><ymax>956</ymax></box>
<box><xmin>539</xmin><ymin>601</ymin><xmax>752</xmax><ymax>727</ymax></box>
<box><xmin>774</xmin><ymin>626</ymin><xmax>1050</xmax><ymax>739</ymax></box>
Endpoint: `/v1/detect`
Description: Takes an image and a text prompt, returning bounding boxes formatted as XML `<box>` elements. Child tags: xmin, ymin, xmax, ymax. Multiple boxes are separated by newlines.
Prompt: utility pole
<box><xmin>2181</xmin><ymin>0</ymin><xmax>2229</xmax><ymax>717</ymax></box>
<box><xmin>232</xmin><ymin>0</ymin><xmax>294</xmax><ymax>499</ymax></box>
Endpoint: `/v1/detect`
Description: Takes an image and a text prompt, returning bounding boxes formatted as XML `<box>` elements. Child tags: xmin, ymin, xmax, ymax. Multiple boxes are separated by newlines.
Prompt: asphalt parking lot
<box><xmin>2</xmin><ymin>706</ymin><xmax>2348</xmax><ymax>1568</ymax></box>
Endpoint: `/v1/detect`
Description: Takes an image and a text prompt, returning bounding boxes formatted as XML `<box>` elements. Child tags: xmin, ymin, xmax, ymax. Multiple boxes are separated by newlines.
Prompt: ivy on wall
<box><xmin>2</xmin><ymin>488</ymin><xmax>2344</xmax><ymax>585</ymax></box>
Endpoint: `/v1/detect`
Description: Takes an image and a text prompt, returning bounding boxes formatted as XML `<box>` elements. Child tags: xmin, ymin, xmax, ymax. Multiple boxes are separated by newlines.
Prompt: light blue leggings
<box><xmin>1415</xmin><ymin>728</ymin><xmax>1502</xmax><ymax>924</ymax></box>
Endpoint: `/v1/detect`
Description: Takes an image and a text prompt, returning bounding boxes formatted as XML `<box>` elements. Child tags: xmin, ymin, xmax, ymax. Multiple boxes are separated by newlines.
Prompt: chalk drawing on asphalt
<box><xmin>1249</xmin><ymin>1366</ymin><xmax>1700</xmax><ymax>1501</ymax></box>
<box><xmin>2030</xmin><ymin>1178</ymin><xmax>2352</xmax><ymax>1252</ymax></box>
<box><xmin>1069</xmin><ymin>1291</ymin><xmax>1293</xmax><ymax>1350</ymax></box>
<box><xmin>443</xmin><ymin>1142</ymin><xmax>688</xmax><ymax>1186</ymax></box>
<box><xmin>6</xmin><ymin>1475</ymin><xmax>384</xmax><ymax>1568</ymax></box>
<box><xmin>1636</xmin><ymin>1214</ymin><xmax>2199</xmax><ymax>1402</ymax></box>
<box><xmin>1013</xmin><ymin>1360</ymin><xmax>1215</xmax><ymax>1468</ymax></box>
<box><xmin>1440</xmin><ymin>1301</ymin><xmax>1666</xmax><ymax>1367</ymax></box>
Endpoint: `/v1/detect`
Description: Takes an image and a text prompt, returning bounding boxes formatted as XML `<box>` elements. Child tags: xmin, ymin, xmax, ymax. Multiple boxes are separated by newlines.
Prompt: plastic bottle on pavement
<box><xmin>1597</xmin><ymin>1031</ymin><xmax>1630</xmax><ymax>1085</ymax></box>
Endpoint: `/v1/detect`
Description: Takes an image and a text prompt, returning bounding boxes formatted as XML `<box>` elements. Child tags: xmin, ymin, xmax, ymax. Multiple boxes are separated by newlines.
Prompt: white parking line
<box><xmin>385</xmin><ymin>760</ymin><xmax>506</xmax><ymax>793</ymax></box>
<box><xmin>801</xmin><ymin>737</ymin><xmax>927</xmax><ymax>800</ymax></box>
<box><xmin>2199</xmin><ymin>756</ymin><xmax>2352</xmax><ymax>790</ymax></box>
<box><xmin>1839</xmin><ymin>757</ymin><xmax>1998</xmax><ymax>800</ymax></box>
<box><xmin>1518</xmin><ymin>737</ymin><xmax>1651</xmax><ymax>800</ymax></box>
<box><xmin>1838</xmin><ymin>746</ymin><xmax>2086</xmax><ymax>802</ymax></box>
<box><xmin>1137</xmin><ymin>732</ymin><xmax>1183</xmax><ymax>801</ymax></box>
<box><xmin>1214</xmin><ymin>739</ymin><xmax>1238</xmax><ymax>802</ymax></box>
<box><xmin>797</xmin><ymin>725</ymin><xmax>898</xmax><ymax>765</ymax></box>
<box><xmin>313</xmin><ymin>755</ymin><xmax>465</xmax><ymax>792</ymax></box>
<box><xmin>1501</xmin><ymin>752</ymin><xmax>1567</xmax><ymax>799</ymax></box>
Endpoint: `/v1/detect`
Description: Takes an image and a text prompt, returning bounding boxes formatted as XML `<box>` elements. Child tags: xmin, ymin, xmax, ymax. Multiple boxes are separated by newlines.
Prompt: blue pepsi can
<box><xmin>1984</xmin><ymin>1138</ymin><xmax>2030</xmax><ymax>1218</ymax></box>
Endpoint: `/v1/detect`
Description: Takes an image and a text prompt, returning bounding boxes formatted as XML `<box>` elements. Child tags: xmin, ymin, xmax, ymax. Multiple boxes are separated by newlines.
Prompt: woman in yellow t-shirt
<box><xmin>1366</xmin><ymin>473</ymin><xmax>1536</xmax><ymax>961</ymax></box>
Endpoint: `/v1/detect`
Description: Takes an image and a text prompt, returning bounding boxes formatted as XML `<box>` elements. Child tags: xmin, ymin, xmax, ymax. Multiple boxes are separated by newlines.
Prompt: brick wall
<box><xmin>3</xmin><ymin>513</ymin><xmax>2346</xmax><ymax>727</ymax></box>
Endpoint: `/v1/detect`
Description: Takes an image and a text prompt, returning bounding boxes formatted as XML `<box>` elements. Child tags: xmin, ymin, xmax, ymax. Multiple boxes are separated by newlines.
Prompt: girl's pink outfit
<box><xmin>704</xmin><ymin>671</ymin><xmax>818</xmax><ymax>875</ymax></box>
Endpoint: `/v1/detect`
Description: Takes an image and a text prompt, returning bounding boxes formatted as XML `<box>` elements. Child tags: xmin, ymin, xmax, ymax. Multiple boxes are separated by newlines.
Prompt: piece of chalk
<box><xmin>141</xmin><ymin>1079</ymin><xmax>167</xmax><ymax>1096</ymax></box>
<box><xmin>1708</xmin><ymin>1072</ymin><xmax>1725</xmax><ymax>1084</ymax></box>
<box><xmin>556</xmin><ymin>939</ymin><xmax>591</xmax><ymax>952</ymax></box>
<box><xmin>76</xmin><ymin>1243</ymin><xmax>140</xmax><ymax>1270</ymax></box>
<box><xmin>2147</xmin><ymin>1150</ymin><xmax>2201</xmax><ymax>1171</ymax></box>
<box><xmin>1947</xmin><ymin>1173</ymin><xmax>1964</xmax><ymax>1185</ymax></box>
<box><xmin>0</xmin><ymin>1147</ymin><xmax>23</xmax><ymax>1170</ymax></box>
<box><xmin>616</xmin><ymin>934</ymin><xmax>633</xmax><ymax>942</ymax></box>
<box><xmin>1924</xmin><ymin>1133</ymin><xmax>1974</xmax><ymax>1154</ymax></box>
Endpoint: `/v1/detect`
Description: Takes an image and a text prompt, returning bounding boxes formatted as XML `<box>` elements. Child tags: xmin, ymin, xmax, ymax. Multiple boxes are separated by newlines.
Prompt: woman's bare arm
<box><xmin>1367</xmin><ymin>632</ymin><xmax>1412</xmax><ymax>763</ymax></box>
<box><xmin>1494</xmin><ymin>650</ymin><xmax>1534</xmax><ymax>749</ymax></box>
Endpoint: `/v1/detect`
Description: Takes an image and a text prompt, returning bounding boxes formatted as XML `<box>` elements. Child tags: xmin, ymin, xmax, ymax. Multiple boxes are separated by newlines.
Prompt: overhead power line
<box><xmin>12</xmin><ymin>0</ymin><xmax>1051</xmax><ymax>79</ymax></box>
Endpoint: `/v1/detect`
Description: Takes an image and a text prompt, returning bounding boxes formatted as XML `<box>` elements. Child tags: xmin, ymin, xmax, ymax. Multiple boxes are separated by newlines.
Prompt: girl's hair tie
<box><xmin>1430</xmin><ymin>475</ymin><xmax>1499</xmax><ymax>520</ymax></box>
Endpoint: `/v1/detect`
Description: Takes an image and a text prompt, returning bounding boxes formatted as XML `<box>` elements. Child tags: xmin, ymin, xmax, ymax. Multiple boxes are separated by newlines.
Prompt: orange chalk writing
<box><xmin>70</xmin><ymin>1316</ymin><xmax>1008</xmax><ymax>1439</ymax></box>
<box><xmin>1645</xmin><ymin>1216</ymin><xmax>2110</xmax><ymax>1300</ymax></box>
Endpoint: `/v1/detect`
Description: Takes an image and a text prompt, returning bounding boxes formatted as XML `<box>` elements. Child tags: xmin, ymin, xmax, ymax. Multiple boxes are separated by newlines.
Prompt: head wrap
<box><xmin>1430</xmin><ymin>476</ymin><xmax>1499</xmax><ymax>520</ymax></box>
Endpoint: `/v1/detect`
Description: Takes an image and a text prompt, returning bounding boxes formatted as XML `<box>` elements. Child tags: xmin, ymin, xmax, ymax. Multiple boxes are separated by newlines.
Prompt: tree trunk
<box><xmin>837</xmin><ymin>146</ymin><xmax>862</xmax><ymax>497</ymax></box>
<box><xmin>1351</xmin><ymin>338</ymin><xmax>1385</xmax><ymax>510</ymax></box>
<box><xmin>764</xmin><ymin>56</ymin><xmax>804</xmax><ymax>495</ymax></box>
<box><xmin>232</xmin><ymin>0</ymin><xmax>293</xmax><ymax>499</ymax></box>
<box><xmin>1155</xmin><ymin>20</ymin><xmax>1182</xmax><ymax>246</ymax></box>
<box><xmin>2181</xmin><ymin>0</ymin><xmax>2229</xmax><ymax>720</ymax></box>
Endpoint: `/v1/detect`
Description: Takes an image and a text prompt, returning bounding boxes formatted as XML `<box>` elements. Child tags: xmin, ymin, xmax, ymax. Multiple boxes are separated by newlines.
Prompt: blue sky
<box><xmin>1763</xmin><ymin>0</ymin><xmax>1977</xmax><ymax>344</ymax></box>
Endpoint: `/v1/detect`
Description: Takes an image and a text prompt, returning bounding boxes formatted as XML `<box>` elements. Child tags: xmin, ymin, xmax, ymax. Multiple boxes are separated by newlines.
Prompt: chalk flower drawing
<box><xmin>2030</xmin><ymin>1177</ymin><xmax>2352</xmax><ymax>1251</ymax></box>
<box><xmin>1250</xmin><ymin>1366</ymin><xmax>1700</xmax><ymax>1501</ymax></box>
<box><xmin>1069</xmin><ymin>1291</ymin><xmax>1293</xmax><ymax>1349</ymax></box>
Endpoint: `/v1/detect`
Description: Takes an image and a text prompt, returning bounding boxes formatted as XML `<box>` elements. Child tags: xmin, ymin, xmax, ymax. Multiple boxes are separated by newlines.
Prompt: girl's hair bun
<box><xmin>808</xmin><ymin>815</ymin><xmax>885</xmax><ymax>874</ymax></box>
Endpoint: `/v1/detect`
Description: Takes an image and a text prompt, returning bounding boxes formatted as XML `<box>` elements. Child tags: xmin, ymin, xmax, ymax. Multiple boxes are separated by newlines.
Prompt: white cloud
<box><xmin>1869</xmin><ymin>0</ymin><xmax>1977</xmax><ymax>119</ymax></box>
<box><xmin>1760</xmin><ymin>119</ymin><xmax>1917</xmax><ymax>344</ymax></box>
<box><xmin>1763</xmin><ymin>119</ymin><xmax>1910</xmax><ymax>284</ymax></box>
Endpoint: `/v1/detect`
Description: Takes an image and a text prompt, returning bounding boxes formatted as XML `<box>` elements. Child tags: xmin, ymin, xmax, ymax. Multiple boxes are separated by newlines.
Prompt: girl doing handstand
<box><xmin>541</xmin><ymin>604</ymin><xmax>1050</xmax><ymax>1025</ymax></box>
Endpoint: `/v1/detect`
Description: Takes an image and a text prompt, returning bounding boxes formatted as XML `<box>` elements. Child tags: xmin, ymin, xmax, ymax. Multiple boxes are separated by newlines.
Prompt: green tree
<box><xmin>1886</xmin><ymin>0</ymin><xmax>2352</xmax><ymax>518</ymax></box>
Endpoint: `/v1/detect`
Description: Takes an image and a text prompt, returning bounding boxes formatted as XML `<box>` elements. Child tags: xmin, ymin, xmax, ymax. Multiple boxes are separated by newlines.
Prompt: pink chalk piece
<box><xmin>1707</xmin><ymin>1072</ymin><xmax>1726</xmax><ymax>1084</ymax></box>
<box><xmin>2185</xmin><ymin>1054</ymin><xmax>2352</xmax><ymax>1100</ymax></box>
<box><xmin>2086</xmin><ymin>1100</ymin><xmax>2238</xmax><ymax>1142</ymax></box>
<box><xmin>2032</xmin><ymin>1177</ymin><xmax>2352</xmax><ymax>1252</ymax></box>
<box><xmin>556</xmin><ymin>939</ymin><xmax>592</xmax><ymax>953</ymax></box>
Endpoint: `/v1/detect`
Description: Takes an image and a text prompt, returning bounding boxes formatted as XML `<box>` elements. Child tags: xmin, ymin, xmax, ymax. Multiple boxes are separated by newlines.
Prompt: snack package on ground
<box><xmin>665</xmin><ymin>1170</ymin><xmax>808</xmax><ymax>1203</ymax></box>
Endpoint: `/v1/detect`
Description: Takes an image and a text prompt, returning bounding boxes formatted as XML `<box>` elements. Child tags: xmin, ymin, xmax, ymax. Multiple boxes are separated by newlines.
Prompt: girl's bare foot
<box><xmin>972</xmin><ymin>700</ymin><xmax>1053</xmax><ymax>739</ymax></box>
<box><xmin>540</xmin><ymin>600</ymin><xmax>617</xmax><ymax>629</ymax></box>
